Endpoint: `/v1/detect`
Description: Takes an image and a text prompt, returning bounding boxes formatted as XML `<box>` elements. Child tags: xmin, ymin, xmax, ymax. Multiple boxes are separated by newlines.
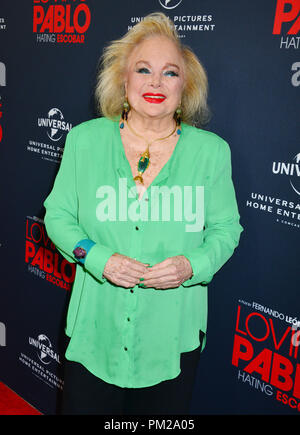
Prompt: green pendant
<box><xmin>138</xmin><ymin>156</ymin><xmax>150</xmax><ymax>173</ymax></box>
<box><xmin>134</xmin><ymin>148</ymin><xmax>150</xmax><ymax>184</ymax></box>
<box><xmin>137</xmin><ymin>149</ymin><xmax>150</xmax><ymax>174</ymax></box>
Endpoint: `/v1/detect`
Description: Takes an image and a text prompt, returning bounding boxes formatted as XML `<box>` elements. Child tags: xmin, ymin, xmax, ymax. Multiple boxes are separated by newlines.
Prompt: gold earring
<box><xmin>121</xmin><ymin>99</ymin><xmax>130</xmax><ymax>121</ymax></box>
<box><xmin>175</xmin><ymin>106</ymin><xmax>182</xmax><ymax>126</ymax></box>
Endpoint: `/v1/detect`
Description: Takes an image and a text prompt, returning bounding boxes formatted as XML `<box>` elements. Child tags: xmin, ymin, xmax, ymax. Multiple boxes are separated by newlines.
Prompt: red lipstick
<box><xmin>142</xmin><ymin>93</ymin><xmax>166</xmax><ymax>104</ymax></box>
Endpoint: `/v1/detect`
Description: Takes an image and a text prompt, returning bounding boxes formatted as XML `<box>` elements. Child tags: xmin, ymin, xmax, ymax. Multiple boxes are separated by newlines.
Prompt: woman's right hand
<box><xmin>103</xmin><ymin>253</ymin><xmax>150</xmax><ymax>288</ymax></box>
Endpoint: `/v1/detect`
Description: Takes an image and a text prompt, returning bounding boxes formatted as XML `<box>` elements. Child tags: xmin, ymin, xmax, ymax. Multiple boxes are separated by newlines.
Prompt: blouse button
<box><xmin>124</xmin><ymin>346</ymin><xmax>128</xmax><ymax>351</ymax></box>
<box><xmin>135</xmin><ymin>226</ymin><xmax>139</xmax><ymax>230</ymax></box>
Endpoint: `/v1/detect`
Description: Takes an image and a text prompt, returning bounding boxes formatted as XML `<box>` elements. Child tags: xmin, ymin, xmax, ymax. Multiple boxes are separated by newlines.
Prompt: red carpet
<box><xmin>0</xmin><ymin>382</ymin><xmax>42</xmax><ymax>415</ymax></box>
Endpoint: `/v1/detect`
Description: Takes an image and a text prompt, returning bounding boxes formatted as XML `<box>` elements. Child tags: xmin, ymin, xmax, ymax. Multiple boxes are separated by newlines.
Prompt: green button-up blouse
<box><xmin>43</xmin><ymin>117</ymin><xmax>243</xmax><ymax>388</ymax></box>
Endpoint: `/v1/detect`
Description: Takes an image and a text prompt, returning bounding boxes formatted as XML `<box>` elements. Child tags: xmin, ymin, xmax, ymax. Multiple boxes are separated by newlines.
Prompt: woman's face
<box><xmin>124</xmin><ymin>36</ymin><xmax>185</xmax><ymax>123</ymax></box>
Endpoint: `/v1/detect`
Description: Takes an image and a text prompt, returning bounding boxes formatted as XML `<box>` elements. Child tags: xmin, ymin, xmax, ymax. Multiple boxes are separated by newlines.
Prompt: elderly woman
<box><xmin>44</xmin><ymin>12</ymin><xmax>243</xmax><ymax>415</ymax></box>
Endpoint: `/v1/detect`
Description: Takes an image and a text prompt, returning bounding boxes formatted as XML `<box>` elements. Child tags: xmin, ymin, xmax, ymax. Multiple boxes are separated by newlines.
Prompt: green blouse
<box><xmin>43</xmin><ymin>117</ymin><xmax>243</xmax><ymax>388</ymax></box>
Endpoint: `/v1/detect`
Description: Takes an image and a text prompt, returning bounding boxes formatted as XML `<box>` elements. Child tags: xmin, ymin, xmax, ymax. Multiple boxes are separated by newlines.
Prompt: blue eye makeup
<box><xmin>136</xmin><ymin>67</ymin><xmax>151</xmax><ymax>74</ymax></box>
<box><xmin>135</xmin><ymin>66</ymin><xmax>179</xmax><ymax>77</ymax></box>
<box><xmin>164</xmin><ymin>70</ymin><xmax>179</xmax><ymax>77</ymax></box>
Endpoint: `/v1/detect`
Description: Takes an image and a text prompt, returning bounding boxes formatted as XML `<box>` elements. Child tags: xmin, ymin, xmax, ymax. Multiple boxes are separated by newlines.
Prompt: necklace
<box><xmin>121</xmin><ymin>119</ymin><xmax>181</xmax><ymax>184</ymax></box>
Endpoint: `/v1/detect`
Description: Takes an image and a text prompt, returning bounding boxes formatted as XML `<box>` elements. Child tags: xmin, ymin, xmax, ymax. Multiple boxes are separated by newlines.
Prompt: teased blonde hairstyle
<box><xmin>95</xmin><ymin>12</ymin><xmax>209</xmax><ymax>126</ymax></box>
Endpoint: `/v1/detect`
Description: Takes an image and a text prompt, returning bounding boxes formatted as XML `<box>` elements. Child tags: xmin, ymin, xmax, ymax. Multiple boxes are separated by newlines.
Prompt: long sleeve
<box><xmin>182</xmin><ymin>139</ymin><xmax>243</xmax><ymax>287</ymax></box>
<box><xmin>43</xmin><ymin>127</ymin><xmax>115</xmax><ymax>284</ymax></box>
<box><xmin>41</xmin><ymin>118</ymin><xmax>243</xmax><ymax>388</ymax></box>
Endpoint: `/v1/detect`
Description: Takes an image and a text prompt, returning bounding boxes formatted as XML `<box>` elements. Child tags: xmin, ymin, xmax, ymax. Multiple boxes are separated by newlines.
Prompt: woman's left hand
<box><xmin>140</xmin><ymin>255</ymin><xmax>193</xmax><ymax>289</ymax></box>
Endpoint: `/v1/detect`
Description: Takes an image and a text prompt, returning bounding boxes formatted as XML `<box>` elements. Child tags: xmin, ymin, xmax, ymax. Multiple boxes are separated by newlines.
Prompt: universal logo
<box><xmin>159</xmin><ymin>0</ymin><xmax>183</xmax><ymax>10</ymax></box>
<box><xmin>272</xmin><ymin>153</ymin><xmax>300</xmax><ymax>196</ymax></box>
<box><xmin>38</xmin><ymin>108</ymin><xmax>72</xmax><ymax>142</ymax></box>
<box><xmin>29</xmin><ymin>334</ymin><xmax>61</xmax><ymax>365</ymax></box>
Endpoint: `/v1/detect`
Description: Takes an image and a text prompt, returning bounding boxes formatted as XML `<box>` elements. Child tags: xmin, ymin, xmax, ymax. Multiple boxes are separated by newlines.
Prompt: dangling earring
<box><xmin>174</xmin><ymin>106</ymin><xmax>182</xmax><ymax>135</ymax></box>
<box><xmin>121</xmin><ymin>99</ymin><xmax>130</xmax><ymax>120</ymax></box>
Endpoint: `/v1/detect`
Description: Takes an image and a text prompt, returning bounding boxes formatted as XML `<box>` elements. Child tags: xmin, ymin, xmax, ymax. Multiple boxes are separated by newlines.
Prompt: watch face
<box><xmin>73</xmin><ymin>247</ymin><xmax>87</xmax><ymax>259</ymax></box>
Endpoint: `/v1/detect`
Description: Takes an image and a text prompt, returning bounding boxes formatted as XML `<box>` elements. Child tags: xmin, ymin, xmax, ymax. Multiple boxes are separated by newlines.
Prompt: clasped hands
<box><xmin>103</xmin><ymin>253</ymin><xmax>193</xmax><ymax>290</ymax></box>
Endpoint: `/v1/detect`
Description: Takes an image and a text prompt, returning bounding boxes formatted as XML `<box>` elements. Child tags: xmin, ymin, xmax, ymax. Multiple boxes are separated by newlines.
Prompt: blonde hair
<box><xmin>95</xmin><ymin>12</ymin><xmax>209</xmax><ymax>126</ymax></box>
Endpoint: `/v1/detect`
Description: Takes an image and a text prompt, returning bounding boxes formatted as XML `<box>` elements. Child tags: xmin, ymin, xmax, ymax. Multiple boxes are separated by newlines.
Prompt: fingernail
<box><xmin>140</xmin><ymin>277</ymin><xmax>144</xmax><ymax>281</ymax></box>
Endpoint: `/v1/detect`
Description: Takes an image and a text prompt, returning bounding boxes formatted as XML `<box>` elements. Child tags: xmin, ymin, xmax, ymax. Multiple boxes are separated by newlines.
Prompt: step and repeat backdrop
<box><xmin>0</xmin><ymin>0</ymin><xmax>299</xmax><ymax>415</ymax></box>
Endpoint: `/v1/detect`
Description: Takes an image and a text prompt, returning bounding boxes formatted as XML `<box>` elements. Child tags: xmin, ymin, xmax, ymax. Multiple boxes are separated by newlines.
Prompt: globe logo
<box><xmin>36</xmin><ymin>334</ymin><xmax>53</xmax><ymax>365</ymax></box>
<box><xmin>158</xmin><ymin>0</ymin><xmax>183</xmax><ymax>10</ymax></box>
<box><xmin>272</xmin><ymin>152</ymin><xmax>300</xmax><ymax>196</ymax></box>
<box><xmin>28</xmin><ymin>333</ymin><xmax>61</xmax><ymax>365</ymax></box>
<box><xmin>37</xmin><ymin>108</ymin><xmax>72</xmax><ymax>142</ymax></box>
<box><xmin>290</xmin><ymin>153</ymin><xmax>300</xmax><ymax>196</ymax></box>
<box><xmin>47</xmin><ymin>108</ymin><xmax>64</xmax><ymax>142</ymax></box>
